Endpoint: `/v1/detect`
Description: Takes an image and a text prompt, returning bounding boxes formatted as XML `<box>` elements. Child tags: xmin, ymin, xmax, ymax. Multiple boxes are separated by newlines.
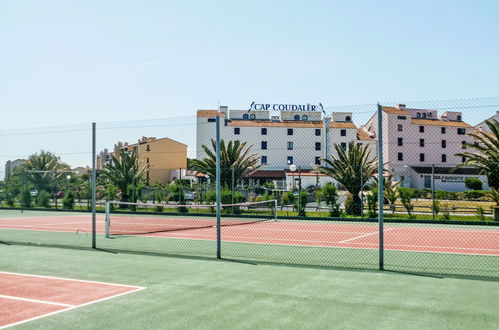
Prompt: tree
<box><xmin>455</xmin><ymin>120</ymin><xmax>499</xmax><ymax>189</ymax></box>
<box><xmin>22</xmin><ymin>150</ymin><xmax>70</xmax><ymax>192</ymax></box>
<box><xmin>321</xmin><ymin>182</ymin><xmax>341</xmax><ymax>217</ymax></box>
<box><xmin>371</xmin><ymin>174</ymin><xmax>401</xmax><ymax>213</ymax></box>
<box><xmin>190</xmin><ymin>140</ymin><xmax>262</xmax><ymax>189</ymax></box>
<box><xmin>464</xmin><ymin>178</ymin><xmax>483</xmax><ymax>191</ymax></box>
<box><xmin>318</xmin><ymin>141</ymin><xmax>378</xmax><ymax>215</ymax></box>
<box><xmin>101</xmin><ymin>151</ymin><xmax>148</xmax><ymax>204</ymax></box>
<box><xmin>398</xmin><ymin>187</ymin><xmax>415</xmax><ymax>219</ymax></box>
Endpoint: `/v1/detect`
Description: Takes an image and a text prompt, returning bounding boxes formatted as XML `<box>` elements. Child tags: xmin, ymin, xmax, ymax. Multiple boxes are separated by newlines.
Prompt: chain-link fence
<box><xmin>1</xmin><ymin>98</ymin><xmax>498</xmax><ymax>279</ymax></box>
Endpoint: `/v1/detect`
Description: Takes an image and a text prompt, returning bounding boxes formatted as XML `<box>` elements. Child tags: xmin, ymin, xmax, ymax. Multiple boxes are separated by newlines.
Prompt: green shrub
<box><xmin>21</xmin><ymin>189</ymin><xmax>32</xmax><ymax>208</ymax></box>
<box><xmin>463</xmin><ymin>190</ymin><xmax>486</xmax><ymax>200</ymax></box>
<box><xmin>366</xmin><ymin>189</ymin><xmax>378</xmax><ymax>218</ymax></box>
<box><xmin>36</xmin><ymin>190</ymin><xmax>51</xmax><ymax>208</ymax></box>
<box><xmin>62</xmin><ymin>190</ymin><xmax>75</xmax><ymax>209</ymax></box>
<box><xmin>465</xmin><ymin>178</ymin><xmax>483</xmax><ymax>191</ymax></box>
<box><xmin>344</xmin><ymin>195</ymin><xmax>354</xmax><ymax>216</ymax></box>
<box><xmin>398</xmin><ymin>187</ymin><xmax>415</xmax><ymax>219</ymax></box>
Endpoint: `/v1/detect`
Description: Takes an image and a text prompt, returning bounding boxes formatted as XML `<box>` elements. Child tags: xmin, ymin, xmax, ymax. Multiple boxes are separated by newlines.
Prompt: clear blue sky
<box><xmin>1</xmin><ymin>0</ymin><xmax>498</xmax><ymax>177</ymax></box>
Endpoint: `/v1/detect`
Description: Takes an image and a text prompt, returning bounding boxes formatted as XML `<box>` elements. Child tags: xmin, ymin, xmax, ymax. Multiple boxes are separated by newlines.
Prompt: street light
<box><xmin>289</xmin><ymin>164</ymin><xmax>301</xmax><ymax>216</ymax></box>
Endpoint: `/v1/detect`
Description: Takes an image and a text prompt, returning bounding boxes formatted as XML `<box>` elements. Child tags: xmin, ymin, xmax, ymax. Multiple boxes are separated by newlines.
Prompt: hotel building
<box><xmin>196</xmin><ymin>105</ymin><xmax>375</xmax><ymax>186</ymax></box>
<box><xmin>361</xmin><ymin>104</ymin><xmax>488</xmax><ymax>191</ymax></box>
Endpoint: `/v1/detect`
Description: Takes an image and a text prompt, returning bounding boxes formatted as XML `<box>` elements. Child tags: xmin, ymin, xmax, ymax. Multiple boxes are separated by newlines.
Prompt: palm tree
<box><xmin>317</xmin><ymin>141</ymin><xmax>378</xmax><ymax>215</ymax></box>
<box><xmin>371</xmin><ymin>174</ymin><xmax>401</xmax><ymax>213</ymax></box>
<box><xmin>455</xmin><ymin>120</ymin><xmax>499</xmax><ymax>190</ymax></box>
<box><xmin>22</xmin><ymin>150</ymin><xmax>70</xmax><ymax>192</ymax></box>
<box><xmin>190</xmin><ymin>139</ymin><xmax>262</xmax><ymax>189</ymax></box>
<box><xmin>101</xmin><ymin>151</ymin><xmax>148</xmax><ymax>203</ymax></box>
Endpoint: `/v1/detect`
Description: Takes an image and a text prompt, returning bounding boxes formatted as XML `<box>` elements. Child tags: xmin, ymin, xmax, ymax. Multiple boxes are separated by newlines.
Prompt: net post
<box><xmin>377</xmin><ymin>104</ymin><xmax>384</xmax><ymax>270</ymax></box>
<box><xmin>105</xmin><ymin>201</ymin><xmax>110</xmax><ymax>238</ymax></box>
<box><xmin>274</xmin><ymin>199</ymin><xmax>278</xmax><ymax>221</ymax></box>
<box><xmin>91</xmin><ymin>122</ymin><xmax>97</xmax><ymax>249</ymax></box>
<box><xmin>215</xmin><ymin>115</ymin><xmax>221</xmax><ymax>259</ymax></box>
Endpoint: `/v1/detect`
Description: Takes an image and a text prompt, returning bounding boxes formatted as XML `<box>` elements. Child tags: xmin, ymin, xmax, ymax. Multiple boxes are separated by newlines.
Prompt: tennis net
<box><xmin>104</xmin><ymin>200</ymin><xmax>278</xmax><ymax>237</ymax></box>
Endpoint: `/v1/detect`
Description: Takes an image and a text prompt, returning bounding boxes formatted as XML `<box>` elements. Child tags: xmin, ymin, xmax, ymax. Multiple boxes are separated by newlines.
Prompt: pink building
<box><xmin>361</xmin><ymin>105</ymin><xmax>487</xmax><ymax>191</ymax></box>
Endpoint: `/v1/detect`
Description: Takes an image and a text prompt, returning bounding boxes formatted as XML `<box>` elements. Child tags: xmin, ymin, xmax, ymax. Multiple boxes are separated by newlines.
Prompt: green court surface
<box><xmin>1</xmin><ymin>244</ymin><xmax>498</xmax><ymax>329</ymax></box>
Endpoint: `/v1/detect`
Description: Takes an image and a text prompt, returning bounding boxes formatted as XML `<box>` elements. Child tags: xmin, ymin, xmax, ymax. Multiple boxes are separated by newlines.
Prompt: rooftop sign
<box><xmin>249</xmin><ymin>102</ymin><xmax>324</xmax><ymax>112</ymax></box>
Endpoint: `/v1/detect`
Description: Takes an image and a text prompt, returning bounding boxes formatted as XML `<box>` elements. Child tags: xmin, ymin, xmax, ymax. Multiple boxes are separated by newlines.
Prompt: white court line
<box><xmin>338</xmin><ymin>228</ymin><xmax>394</xmax><ymax>243</ymax></box>
<box><xmin>0</xmin><ymin>215</ymin><xmax>91</xmax><ymax>221</ymax></box>
<box><xmin>338</xmin><ymin>241</ymin><xmax>499</xmax><ymax>252</ymax></box>
<box><xmin>0</xmin><ymin>295</ymin><xmax>74</xmax><ymax>307</ymax></box>
<box><xmin>0</xmin><ymin>271</ymin><xmax>145</xmax><ymax>289</ymax></box>
<box><xmin>0</xmin><ymin>222</ymin><xmax>92</xmax><ymax>227</ymax></box>
<box><xmin>0</xmin><ymin>272</ymin><xmax>146</xmax><ymax>329</ymax></box>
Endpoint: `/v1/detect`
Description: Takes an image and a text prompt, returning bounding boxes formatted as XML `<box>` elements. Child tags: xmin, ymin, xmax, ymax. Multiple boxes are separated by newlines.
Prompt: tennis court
<box><xmin>0</xmin><ymin>271</ymin><xmax>144</xmax><ymax>328</ymax></box>
<box><xmin>0</xmin><ymin>212</ymin><xmax>497</xmax><ymax>256</ymax></box>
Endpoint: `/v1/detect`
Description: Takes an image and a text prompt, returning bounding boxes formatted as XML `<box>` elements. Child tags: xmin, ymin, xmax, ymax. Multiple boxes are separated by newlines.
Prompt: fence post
<box><xmin>432</xmin><ymin>164</ymin><xmax>435</xmax><ymax>220</ymax></box>
<box><xmin>216</xmin><ymin>116</ymin><xmax>221</xmax><ymax>258</ymax></box>
<box><xmin>105</xmin><ymin>200</ymin><xmax>110</xmax><ymax>238</ymax></box>
<box><xmin>377</xmin><ymin>104</ymin><xmax>384</xmax><ymax>270</ymax></box>
<box><xmin>92</xmin><ymin>122</ymin><xmax>97</xmax><ymax>249</ymax></box>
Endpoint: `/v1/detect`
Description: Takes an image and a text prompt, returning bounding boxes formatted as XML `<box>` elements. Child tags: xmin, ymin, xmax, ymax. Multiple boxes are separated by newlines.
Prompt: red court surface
<box><xmin>0</xmin><ymin>214</ymin><xmax>498</xmax><ymax>256</ymax></box>
<box><xmin>0</xmin><ymin>271</ymin><xmax>144</xmax><ymax>328</ymax></box>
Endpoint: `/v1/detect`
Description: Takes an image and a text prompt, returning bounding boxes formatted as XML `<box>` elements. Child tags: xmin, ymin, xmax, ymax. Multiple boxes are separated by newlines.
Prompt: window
<box><xmin>422</xmin><ymin>113</ymin><xmax>427</xmax><ymax>118</ymax></box>
<box><xmin>146</xmin><ymin>145</ymin><xmax>151</xmax><ymax>151</ymax></box>
<box><xmin>234</xmin><ymin>127</ymin><xmax>240</xmax><ymax>135</ymax></box>
<box><xmin>250</xmin><ymin>114</ymin><xmax>256</xmax><ymax>120</ymax></box>
<box><xmin>461</xmin><ymin>141</ymin><xmax>467</xmax><ymax>149</ymax></box>
<box><xmin>294</xmin><ymin>115</ymin><xmax>300</xmax><ymax>120</ymax></box>
<box><xmin>419</xmin><ymin>126</ymin><xmax>425</xmax><ymax>133</ymax></box>
<box><xmin>340</xmin><ymin>129</ymin><xmax>346</xmax><ymax>136</ymax></box>
<box><xmin>441</xmin><ymin>127</ymin><xmax>446</xmax><ymax>134</ymax></box>
<box><xmin>287</xmin><ymin>156</ymin><xmax>293</xmax><ymax>165</ymax></box>
<box><xmin>419</xmin><ymin>139</ymin><xmax>425</xmax><ymax>147</ymax></box>
<box><xmin>397</xmin><ymin>138</ymin><xmax>403</xmax><ymax>146</ymax></box>
<box><xmin>261</xmin><ymin>141</ymin><xmax>267</xmax><ymax>150</ymax></box>
<box><xmin>315</xmin><ymin>157</ymin><xmax>321</xmax><ymax>165</ymax></box>
<box><xmin>242</xmin><ymin>114</ymin><xmax>249</xmax><ymax>120</ymax></box>
<box><xmin>417</xmin><ymin>112</ymin><xmax>421</xmax><ymax>118</ymax></box>
<box><xmin>398</xmin><ymin>152</ymin><xmax>403</xmax><ymax>161</ymax></box>
<box><xmin>441</xmin><ymin>140</ymin><xmax>446</xmax><ymax>148</ymax></box>
<box><xmin>315</xmin><ymin>142</ymin><xmax>321</xmax><ymax>151</ymax></box>
<box><xmin>207</xmin><ymin>118</ymin><xmax>216</xmax><ymax>122</ymax></box>
<box><xmin>442</xmin><ymin>154</ymin><xmax>447</xmax><ymax>163</ymax></box>
<box><xmin>261</xmin><ymin>128</ymin><xmax>267</xmax><ymax>135</ymax></box>
<box><xmin>315</xmin><ymin>129</ymin><xmax>321</xmax><ymax>136</ymax></box>
<box><xmin>397</xmin><ymin>124</ymin><xmax>403</xmax><ymax>132</ymax></box>
<box><xmin>457</xmin><ymin>128</ymin><xmax>466</xmax><ymax>135</ymax></box>
<box><xmin>340</xmin><ymin>142</ymin><xmax>347</xmax><ymax>150</ymax></box>
<box><xmin>302</xmin><ymin>115</ymin><xmax>308</xmax><ymax>121</ymax></box>
<box><xmin>420</xmin><ymin>153</ymin><xmax>425</xmax><ymax>162</ymax></box>
<box><xmin>457</xmin><ymin>115</ymin><xmax>462</xmax><ymax>121</ymax></box>
<box><xmin>345</xmin><ymin>116</ymin><xmax>351</xmax><ymax>121</ymax></box>
<box><xmin>462</xmin><ymin>155</ymin><xmax>466</xmax><ymax>163</ymax></box>
<box><xmin>397</xmin><ymin>115</ymin><xmax>407</xmax><ymax>120</ymax></box>
<box><xmin>287</xmin><ymin>142</ymin><xmax>293</xmax><ymax>150</ymax></box>
<box><xmin>261</xmin><ymin>156</ymin><xmax>267</xmax><ymax>164</ymax></box>
<box><xmin>287</xmin><ymin>128</ymin><xmax>293</xmax><ymax>135</ymax></box>
<box><xmin>146</xmin><ymin>157</ymin><xmax>150</xmax><ymax>164</ymax></box>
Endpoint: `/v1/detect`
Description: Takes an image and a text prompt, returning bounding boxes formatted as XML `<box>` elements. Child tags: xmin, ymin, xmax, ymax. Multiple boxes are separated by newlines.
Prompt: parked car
<box><xmin>185</xmin><ymin>192</ymin><xmax>197</xmax><ymax>201</ymax></box>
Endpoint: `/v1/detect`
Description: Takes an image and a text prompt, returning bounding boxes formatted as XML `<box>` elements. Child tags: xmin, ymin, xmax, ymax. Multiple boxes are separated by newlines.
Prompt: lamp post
<box><xmin>289</xmin><ymin>164</ymin><xmax>301</xmax><ymax>216</ymax></box>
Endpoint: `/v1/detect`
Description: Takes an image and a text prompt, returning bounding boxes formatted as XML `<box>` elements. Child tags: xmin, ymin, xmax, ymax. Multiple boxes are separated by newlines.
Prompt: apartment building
<box><xmin>4</xmin><ymin>159</ymin><xmax>26</xmax><ymax>181</ymax></box>
<box><xmin>475</xmin><ymin>110</ymin><xmax>499</xmax><ymax>132</ymax></box>
<box><xmin>361</xmin><ymin>104</ymin><xmax>487</xmax><ymax>191</ymax></box>
<box><xmin>97</xmin><ymin>137</ymin><xmax>187</xmax><ymax>184</ymax></box>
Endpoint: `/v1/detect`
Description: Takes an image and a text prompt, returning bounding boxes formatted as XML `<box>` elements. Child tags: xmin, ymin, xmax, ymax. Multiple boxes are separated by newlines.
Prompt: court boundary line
<box><xmin>0</xmin><ymin>273</ymin><xmax>146</xmax><ymax>329</ymax></box>
<box><xmin>0</xmin><ymin>295</ymin><xmax>74</xmax><ymax>307</ymax></box>
<box><xmin>338</xmin><ymin>228</ymin><xmax>394</xmax><ymax>243</ymax></box>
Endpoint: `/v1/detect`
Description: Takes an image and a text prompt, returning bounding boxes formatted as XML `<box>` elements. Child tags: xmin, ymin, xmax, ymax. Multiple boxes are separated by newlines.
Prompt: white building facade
<box><xmin>362</xmin><ymin>104</ymin><xmax>487</xmax><ymax>191</ymax></box>
<box><xmin>196</xmin><ymin>105</ymin><xmax>374</xmax><ymax>173</ymax></box>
